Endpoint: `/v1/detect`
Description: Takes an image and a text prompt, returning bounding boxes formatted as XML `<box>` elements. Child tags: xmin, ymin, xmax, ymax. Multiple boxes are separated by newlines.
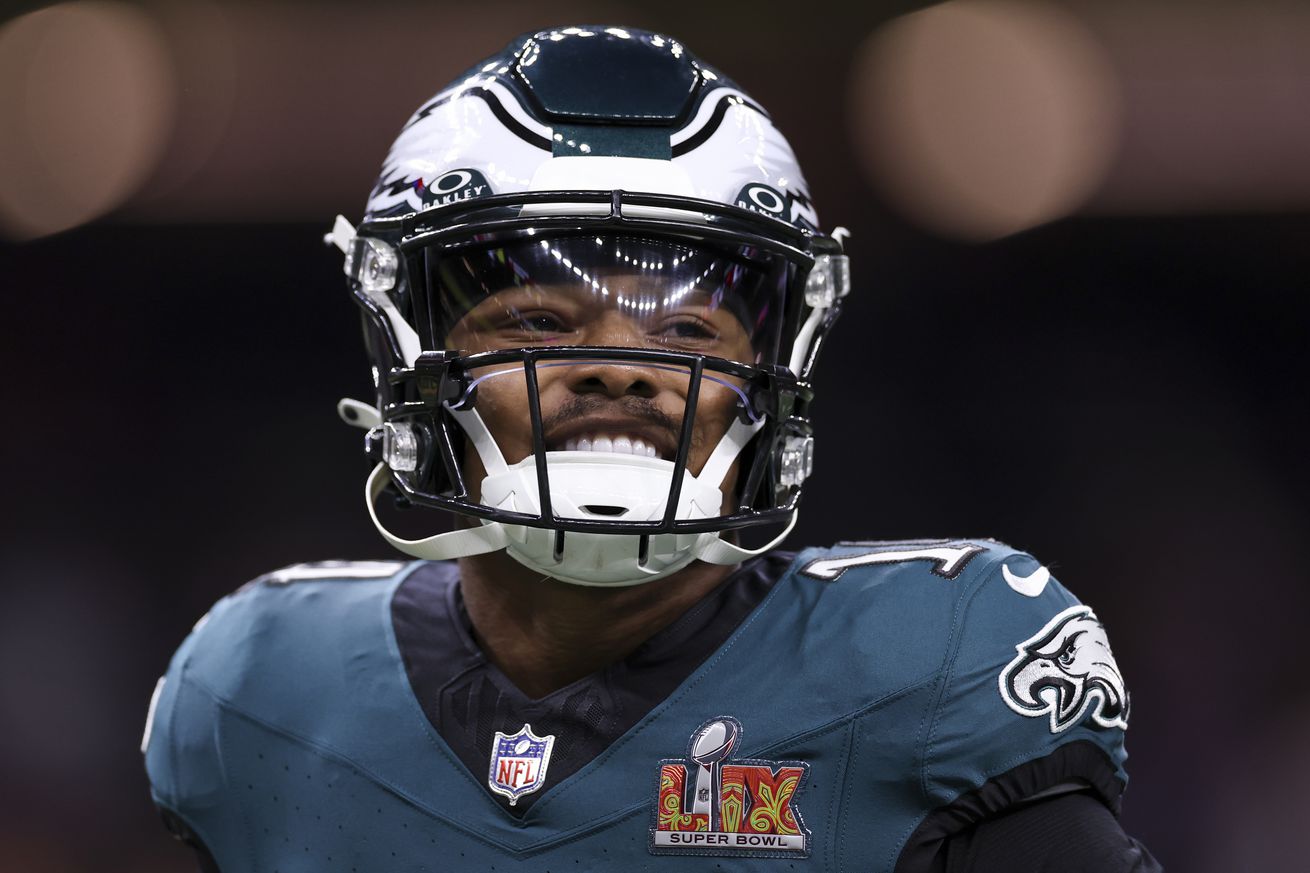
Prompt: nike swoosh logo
<box><xmin>1002</xmin><ymin>563</ymin><xmax>1051</xmax><ymax>597</ymax></box>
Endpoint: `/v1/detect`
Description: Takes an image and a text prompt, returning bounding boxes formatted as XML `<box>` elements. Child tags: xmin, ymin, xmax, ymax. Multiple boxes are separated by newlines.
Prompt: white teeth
<box><xmin>634</xmin><ymin>440</ymin><xmax>656</xmax><ymax>458</ymax></box>
<box><xmin>559</xmin><ymin>433</ymin><xmax>660</xmax><ymax>458</ymax></box>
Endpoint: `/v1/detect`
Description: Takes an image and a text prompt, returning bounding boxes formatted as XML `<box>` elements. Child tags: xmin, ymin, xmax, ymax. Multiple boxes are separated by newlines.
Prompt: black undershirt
<box><xmin>939</xmin><ymin>792</ymin><xmax>1161</xmax><ymax>872</ymax></box>
<box><xmin>389</xmin><ymin>553</ymin><xmax>792</xmax><ymax>815</ymax></box>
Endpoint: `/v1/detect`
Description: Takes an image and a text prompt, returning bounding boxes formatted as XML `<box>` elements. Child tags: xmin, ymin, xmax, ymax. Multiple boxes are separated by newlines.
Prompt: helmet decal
<box><xmin>669</xmin><ymin>88</ymin><xmax>768</xmax><ymax>156</ymax></box>
<box><xmin>732</xmin><ymin>183</ymin><xmax>819</xmax><ymax>232</ymax></box>
<box><xmin>416</xmin><ymin>169</ymin><xmax>494</xmax><ymax>208</ymax></box>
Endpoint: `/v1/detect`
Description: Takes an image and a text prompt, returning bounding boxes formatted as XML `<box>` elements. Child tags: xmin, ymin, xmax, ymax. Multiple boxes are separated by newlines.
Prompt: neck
<box><xmin>458</xmin><ymin>550</ymin><xmax>734</xmax><ymax>699</ymax></box>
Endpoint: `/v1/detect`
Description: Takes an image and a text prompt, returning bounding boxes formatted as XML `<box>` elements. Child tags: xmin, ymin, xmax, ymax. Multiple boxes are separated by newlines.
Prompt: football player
<box><xmin>143</xmin><ymin>26</ymin><xmax>1162</xmax><ymax>872</ymax></box>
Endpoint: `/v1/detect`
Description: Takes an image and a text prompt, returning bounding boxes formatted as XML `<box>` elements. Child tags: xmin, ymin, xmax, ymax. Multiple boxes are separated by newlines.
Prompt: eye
<box><xmin>656</xmin><ymin>317</ymin><xmax>719</xmax><ymax>342</ymax></box>
<box><xmin>518</xmin><ymin>312</ymin><xmax>566</xmax><ymax>333</ymax></box>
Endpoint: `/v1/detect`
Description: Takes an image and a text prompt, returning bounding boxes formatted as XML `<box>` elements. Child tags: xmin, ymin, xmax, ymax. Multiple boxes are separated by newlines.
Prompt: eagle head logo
<box><xmin>999</xmin><ymin>605</ymin><xmax>1129</xmax><ymax>733</ymax></box>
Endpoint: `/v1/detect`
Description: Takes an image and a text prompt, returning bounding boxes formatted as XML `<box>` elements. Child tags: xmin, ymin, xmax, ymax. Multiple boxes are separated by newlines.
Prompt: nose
<box><xmin>566</xmin><ymin>361</ymin><xmax>659</xmax><ymax>400</ymax></box>
<box><xmin>565</xmin><ymin>310</ymin><xmax>663</xmax><ymax>399</ymax></box>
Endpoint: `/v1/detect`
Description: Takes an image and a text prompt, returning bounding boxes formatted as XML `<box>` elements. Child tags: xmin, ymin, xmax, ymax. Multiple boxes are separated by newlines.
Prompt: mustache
<box><xmin>540</xmin><ymin>393</ymin><xmax>681</xmax><ymax>436</ymax></box>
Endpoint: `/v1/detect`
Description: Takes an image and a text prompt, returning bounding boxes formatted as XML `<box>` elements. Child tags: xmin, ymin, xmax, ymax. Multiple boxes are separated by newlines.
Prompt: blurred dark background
<box><xmin>2</xmin><ymin>1</ymin><xmax>1308</xmax><ymax>871</ymax></box>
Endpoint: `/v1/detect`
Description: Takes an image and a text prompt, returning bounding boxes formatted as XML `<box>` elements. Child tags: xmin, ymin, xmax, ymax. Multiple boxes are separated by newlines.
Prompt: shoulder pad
<box><xmin>142</xmin><ymin>559</ymin><xmax>413</xmax><ymax>814</ymax></box>
<box><xmin>782</xmin><ymin>539</ymin><xmax>1019</xmax><ymax>696</ymax></box>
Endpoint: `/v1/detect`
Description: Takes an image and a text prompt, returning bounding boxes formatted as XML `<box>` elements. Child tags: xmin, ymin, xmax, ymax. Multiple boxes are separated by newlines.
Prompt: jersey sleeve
<box><xmin>141</xmin><ymin>592</ymin><xmax>243</xmax><ymax>860</ymax></box>
<box><xmin>921</xmin><ymin>547</ymin><xmax>1131</xmax><ymax>817</ymax></box>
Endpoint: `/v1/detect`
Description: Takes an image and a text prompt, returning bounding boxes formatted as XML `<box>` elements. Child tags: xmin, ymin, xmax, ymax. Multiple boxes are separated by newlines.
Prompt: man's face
<box><xmin>445</xmin><ymin>274</ymin><xmax>756</xmax><ymax>502</ymax></box>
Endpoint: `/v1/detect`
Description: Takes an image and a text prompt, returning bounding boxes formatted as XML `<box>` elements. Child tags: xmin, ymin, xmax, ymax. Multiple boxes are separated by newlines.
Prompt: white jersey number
<box><xmin>800</xmin><ymin>544</ymin><xmax>984</xmax><ymax>581</ymax></box>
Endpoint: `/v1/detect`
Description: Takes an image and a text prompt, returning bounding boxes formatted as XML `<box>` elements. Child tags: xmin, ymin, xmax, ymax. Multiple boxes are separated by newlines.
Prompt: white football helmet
<box><xmin>327</xmin><ymin>25</ymin><xmax>850</xmax><ymax>586</ymax></box>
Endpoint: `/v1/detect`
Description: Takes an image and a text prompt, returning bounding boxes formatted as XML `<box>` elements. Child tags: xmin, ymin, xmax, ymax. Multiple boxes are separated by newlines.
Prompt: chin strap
<box><xmin>698</xmin><ymin>416</ymin><xmax>763</xmax><ymax>487</ymax></box>
<box><xmin>366</xmin><ymin>463</ymin><xmax>508</xmax><ymax>560</ymax></box>
<box><xmin>689</xmin><ymin>414</ymin><xmax>799</xmax><ymax>564</ymax></box>
<box><xmin>693</xmin><ymin>510</ymin><xmax>798</xmax><ymax>565</ymax></box>
<box><xmin>447</xmin><ymin>405</ymin><xmax>509</xmax><ymax>476</ymax></box>
<box><xmin>337</xmin><ymin>397</ymin><xmax>381</xmax><ymax>429</ymax></box>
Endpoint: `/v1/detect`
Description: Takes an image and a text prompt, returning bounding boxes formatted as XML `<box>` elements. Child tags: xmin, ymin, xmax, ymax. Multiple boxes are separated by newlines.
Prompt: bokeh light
<box><xmin>1081</xmin><ymin>2</ymin><xmax>1310</xmax><ymax>213</ymax></box>
<box><xmin>0</xmin><ymin>2</ymin><xmax>176</xmax><ymax>240</ymax></box>
<box><xmin>850</xmin><ymin>0</ymin><xmax>1120</xmax><ymax>240</ymax></box>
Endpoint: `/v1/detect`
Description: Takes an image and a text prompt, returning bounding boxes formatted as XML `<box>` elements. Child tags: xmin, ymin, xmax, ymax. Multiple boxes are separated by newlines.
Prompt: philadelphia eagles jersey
<box><xmin>143</xmin><ymin>540</ymin><xmax>1135</xmax><ymax>871</ymax></box>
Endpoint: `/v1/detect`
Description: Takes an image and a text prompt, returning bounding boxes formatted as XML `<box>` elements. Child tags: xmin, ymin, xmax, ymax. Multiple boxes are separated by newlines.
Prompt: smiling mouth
<box><xmin>558</xmin><ymin>433</ymin><xmax>662</xmax><ymax>459</ymax></box>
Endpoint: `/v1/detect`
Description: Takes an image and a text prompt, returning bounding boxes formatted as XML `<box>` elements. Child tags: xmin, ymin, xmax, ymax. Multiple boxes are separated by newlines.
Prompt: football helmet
<box><xmin>327</xmin><ymin>26</ymin><xmax>850</xmax><ymax>586</ymax></box>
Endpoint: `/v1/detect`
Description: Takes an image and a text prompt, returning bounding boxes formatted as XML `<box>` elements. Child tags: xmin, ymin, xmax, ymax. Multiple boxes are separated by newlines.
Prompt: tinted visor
<box><xmin>421</xmin><ymin>234</ymin><xmax>795</xmax><ymax>366</ymax></box>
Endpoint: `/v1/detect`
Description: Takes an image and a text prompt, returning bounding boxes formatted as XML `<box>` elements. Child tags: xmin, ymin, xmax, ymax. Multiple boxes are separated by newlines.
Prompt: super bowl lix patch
<box><xmin>650</xmin><ymin>717</ymin><xmax>809</xmax><ymax>857</ymax></box>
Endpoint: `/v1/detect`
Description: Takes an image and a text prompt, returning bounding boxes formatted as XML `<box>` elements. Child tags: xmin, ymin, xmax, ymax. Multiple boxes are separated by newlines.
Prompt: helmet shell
<box><xmin>363</xmin><ymin>26</ymin><xmax>820</xmax><ymax>232</ymax></box>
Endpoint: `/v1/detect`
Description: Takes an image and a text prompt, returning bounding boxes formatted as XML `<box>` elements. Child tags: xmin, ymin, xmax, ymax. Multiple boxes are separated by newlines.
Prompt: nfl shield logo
<box><xmin>488</xmin><ymin>724</ymin><xmax>556</xmax><ymax>806</ymax></box>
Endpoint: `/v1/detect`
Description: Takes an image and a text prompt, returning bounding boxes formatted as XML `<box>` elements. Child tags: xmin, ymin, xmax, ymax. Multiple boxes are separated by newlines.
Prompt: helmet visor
<box><xmin>420</xmin><ymin>233</ymin><xmax>795</xmax><ymax>366</ymax></box>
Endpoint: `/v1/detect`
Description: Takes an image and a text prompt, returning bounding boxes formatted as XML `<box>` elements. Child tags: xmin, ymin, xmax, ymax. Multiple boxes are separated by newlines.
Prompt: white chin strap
<box><xmin>364</xmin><ymin>407</ymin><xmax>797</xmax><ymax>586</ymax></box>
